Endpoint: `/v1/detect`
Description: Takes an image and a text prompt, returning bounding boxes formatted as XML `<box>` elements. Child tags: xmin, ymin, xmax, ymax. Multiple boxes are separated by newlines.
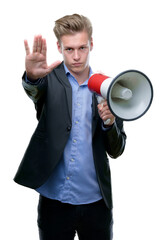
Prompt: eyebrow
<box><xmin>63</xmin><ymin>43</ymin><xmax>89</xmax><ymax>49</ymax></box>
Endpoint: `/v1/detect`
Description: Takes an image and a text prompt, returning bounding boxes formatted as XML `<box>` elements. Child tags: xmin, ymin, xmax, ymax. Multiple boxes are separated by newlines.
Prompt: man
<box><xmin>14</xmin><ymin>14</ymin><xmax>126</xmax><ymax>240</ymax></box>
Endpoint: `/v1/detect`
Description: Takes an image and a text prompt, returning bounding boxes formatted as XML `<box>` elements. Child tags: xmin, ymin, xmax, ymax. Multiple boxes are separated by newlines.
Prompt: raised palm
<box><xmin>24</xmin><ymin>35</ymin><xmax>61</xmax><ymax>80</ymax></box>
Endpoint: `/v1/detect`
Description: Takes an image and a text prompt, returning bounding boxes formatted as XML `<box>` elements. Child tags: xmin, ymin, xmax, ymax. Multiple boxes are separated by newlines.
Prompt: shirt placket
<box><xmin>62</xmin><ymin>84</ymin><xmax>83</xmax><ymax>201</ymax></box>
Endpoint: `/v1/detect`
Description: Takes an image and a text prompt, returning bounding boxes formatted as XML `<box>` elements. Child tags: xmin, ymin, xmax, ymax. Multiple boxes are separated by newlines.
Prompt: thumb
<box><xmin>47</xmin><ymin>60</ymin><xmax>62</xmax><ymax>73</ymax></box>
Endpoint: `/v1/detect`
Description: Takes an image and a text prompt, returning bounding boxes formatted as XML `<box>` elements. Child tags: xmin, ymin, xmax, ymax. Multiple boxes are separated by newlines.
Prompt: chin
<box><xmin>72</xmin><ymin>66</ymin><xmax>84</xmax><ymax>73</ymax></box>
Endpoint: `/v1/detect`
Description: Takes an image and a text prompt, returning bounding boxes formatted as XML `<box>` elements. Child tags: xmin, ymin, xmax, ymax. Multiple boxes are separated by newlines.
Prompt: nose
<box><xmin>73</xmin><ymin>49</ymin><xmax>80</xmax><ymax>61</ymax></box>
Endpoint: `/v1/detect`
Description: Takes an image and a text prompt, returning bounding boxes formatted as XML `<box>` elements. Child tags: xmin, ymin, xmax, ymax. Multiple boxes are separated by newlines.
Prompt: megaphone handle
<box><xmin>96</xmin><ymin>95</ymin><xmax>111</xmax><ymax>125</ymax></box>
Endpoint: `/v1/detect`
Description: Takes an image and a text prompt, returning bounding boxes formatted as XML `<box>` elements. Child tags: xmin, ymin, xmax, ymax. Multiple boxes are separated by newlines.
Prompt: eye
<box><xmin>66</xmin><ymin>48</ymin><xmax>73</xmax><ymax>52</ymax></box>
<box><xmin>80</xmin><ymin>46</ymin><xmax>86</xmax><ymax>50</ymax></box>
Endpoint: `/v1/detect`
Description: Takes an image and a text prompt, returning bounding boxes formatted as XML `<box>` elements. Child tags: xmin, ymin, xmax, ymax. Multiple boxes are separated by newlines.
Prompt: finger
<box><xmin>99</xmin><ymin>111</ymin><xmax>115</xmax><ymax>125</ymax></box>
<box><xmin>97</xmin><ymin>101</ymin><xmax>108</xmax><ymax>111</ymax></box>
<box><xmin>101</xmin><ymin>101</ymin><xmax>108</xmax><ymax>107</ymax></box>
<box><xmin>98</xmin><ymin>103</ymin><xmax>110</xmax><ymax>113</ymax></box>
<box><xmin>37</xmin><ymin>35</ymin><xmax>42</xmax><ymax>53</ymax></box>
<box><xmin>102</xmin><ymin>113</ymin><xmax>115</xmax><ymax>123</ymax></box>
<box><xmin>33</xmin><ymin>35</ymin><xmax>38</xmax><ymax>53</ymax></box>
<box><xmin>24</xmin><ymin>40</ymin><xmax>30</xmax><ymax>55</ymax></box>
<box><xmin>97</xmin><ymin>103</ymin><xmax>103</xmax><ymax>111</ymax></box>
<box><xmin>41</xmin><ymin>38</ymin><xmax>47</xmax><ymax>56</ymax></box>
<box><xmin>46</xmin><ymin>61</ymin><xmax>62</xmax><ymax>74</ymax></box>
<box><xmin>100</xmin><ymin>110</ymin><xmax>112</xmax><ymax>119</ymax></box>
<box><xmin>103</xmin><ymin>113</ymin><xmax>114</xmax><ymax>119</ymax></box>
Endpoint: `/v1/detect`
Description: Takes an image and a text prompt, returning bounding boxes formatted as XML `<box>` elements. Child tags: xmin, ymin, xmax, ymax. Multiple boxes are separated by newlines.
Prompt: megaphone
<box><xmin>88</xmin><ymin>70</ymin><xmax>153</xmax><ymax>121</ymax></box>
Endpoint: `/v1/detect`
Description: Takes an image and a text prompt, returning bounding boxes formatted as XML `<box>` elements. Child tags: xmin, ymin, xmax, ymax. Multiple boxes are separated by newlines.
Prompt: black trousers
<box><xmin>37</xmin><ymin>195</ymin><xmax>113</xmax><ymax>240</ymax></box>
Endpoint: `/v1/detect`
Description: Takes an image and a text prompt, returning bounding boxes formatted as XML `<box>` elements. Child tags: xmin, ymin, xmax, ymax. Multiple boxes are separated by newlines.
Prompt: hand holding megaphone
<box><xmin>97</xmin><ymin>96</ymin><xmax>115</xmax><ymax>125</ymax></box>
<box><xmin>88</xmin><ymin>70</ymin><xmax>153</xmax><ymax>121</ymax></box>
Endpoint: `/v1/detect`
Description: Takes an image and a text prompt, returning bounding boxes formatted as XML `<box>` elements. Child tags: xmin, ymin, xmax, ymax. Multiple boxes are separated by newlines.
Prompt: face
<box><xmin>57</xmin><ymin>31</ymin><xmax>93</xmax><ymax>77</ymax></box>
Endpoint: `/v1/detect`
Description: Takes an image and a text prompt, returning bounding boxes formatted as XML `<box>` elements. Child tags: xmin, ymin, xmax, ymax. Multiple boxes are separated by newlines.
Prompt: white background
<box><xmin>0</xmin><ymin>0</ymin><xmax>167</xmax><ymax>239</ymax></box>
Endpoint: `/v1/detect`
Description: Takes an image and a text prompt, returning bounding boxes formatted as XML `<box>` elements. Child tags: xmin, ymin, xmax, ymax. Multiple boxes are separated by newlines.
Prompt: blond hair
<box><xmin>53</xmin><ymin>14</ymin><xmax>93</xmax><ymax>42</ymax></box>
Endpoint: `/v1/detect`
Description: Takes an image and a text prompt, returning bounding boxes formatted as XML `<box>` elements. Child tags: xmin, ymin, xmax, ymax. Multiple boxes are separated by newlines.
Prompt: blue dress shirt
<box><xmin>36</xmin><ymin>65</ymin><xmax>102</xmax><ymax>205</ymax></box>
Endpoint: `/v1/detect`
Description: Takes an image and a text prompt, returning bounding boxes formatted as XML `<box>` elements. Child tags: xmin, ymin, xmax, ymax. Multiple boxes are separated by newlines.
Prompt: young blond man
<box><xmin>14</xmin><ymin>14</ymin><xmax>126</xmax><ymax>240</ymax></box>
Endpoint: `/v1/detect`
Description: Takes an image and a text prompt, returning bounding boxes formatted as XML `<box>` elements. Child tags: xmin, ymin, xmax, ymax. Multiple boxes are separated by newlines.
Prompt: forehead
<box><xmin>60</xmin><ymin>31</ymin><xmax>90</xmax><ymax>48</ymax></box>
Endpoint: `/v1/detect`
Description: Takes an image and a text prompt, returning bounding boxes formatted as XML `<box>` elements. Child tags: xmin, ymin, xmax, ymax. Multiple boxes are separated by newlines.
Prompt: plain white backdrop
<box><xmin>0</xmin><ymin>0</ymin><xmax>167</xmax><ymax>239</ymax></box>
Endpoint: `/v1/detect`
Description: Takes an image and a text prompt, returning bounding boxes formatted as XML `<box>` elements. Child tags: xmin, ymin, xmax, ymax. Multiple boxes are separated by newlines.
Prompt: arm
<box><xmin>103</xmin><ymin>118</ymin><xmax>126</xmax><ymax>158</ymax></box>
<box><xmin>98</xmin><ymin>100</ymin><xmax>126</xmax><ymax>158</ymax></box>
<box><xmin>22</xmin><ymin>72</ymin><xmax>47</xmax><ymax>103</ymax></box>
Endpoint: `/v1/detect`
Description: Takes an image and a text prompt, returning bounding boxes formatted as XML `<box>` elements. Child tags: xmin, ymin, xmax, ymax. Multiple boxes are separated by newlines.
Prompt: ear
<box><xmin>90</xmin><ymin>37</ymin><xmax>93</xmax><ymax>51</ymax></box>
<box><xmin>57</xmin><ymin>41</ymin><xmax>62</xmax><ymax>53</ymax></box>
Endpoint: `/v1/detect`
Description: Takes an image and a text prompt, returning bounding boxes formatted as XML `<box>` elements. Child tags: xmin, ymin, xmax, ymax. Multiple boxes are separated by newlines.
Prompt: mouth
<box><xmin>72</xmin><ymin>63</ymin><xmax>82</xmax><ymax>67</ymax></box>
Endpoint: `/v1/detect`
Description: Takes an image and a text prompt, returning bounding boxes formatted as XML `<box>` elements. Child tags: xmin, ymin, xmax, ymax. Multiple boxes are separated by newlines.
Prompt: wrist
<box><xmin>24</xmin><ymin>72</ymin><xmax>41</xmax><ymax>85</ymax></box>
<box><xmin>26</xmin><ymin>72</ymin><xmax>39</xmax><ymax>82</ymax></box>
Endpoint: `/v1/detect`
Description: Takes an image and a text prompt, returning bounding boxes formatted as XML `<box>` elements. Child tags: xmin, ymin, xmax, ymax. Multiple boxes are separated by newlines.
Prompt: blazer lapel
<box><xmin>92</xmin><ymin>93</ymin><xmax>99</xmax><ymax>136</ymax></box>
<box><xmin>54</xmin><ymin>63</ymin><xmax>72</xmax><ymax>121</ymax></box>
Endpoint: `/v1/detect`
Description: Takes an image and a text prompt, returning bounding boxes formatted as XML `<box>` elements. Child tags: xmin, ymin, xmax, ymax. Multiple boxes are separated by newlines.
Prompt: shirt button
<box><xmin>67</xmin><ymin>176</ymin><xmax>70</xmax><ymax>180</ymax></box>
<box><xmin>71</xmin><ymin>158</ymin><xmax>74</xmax><ymax>162</ymax></box>
<box><xmin>67</xmin><ymin>126</ymin><xmax>71</xmax><ymax>131</ymax></box>
<box><xmin>73</xmin><ymin>139</ymin><xmax>77</xmax><ymax>143</ymax></box>
<box><xmin>75</xmin><ymin>121</ymin><xmax>79</xmax><ymax>124</ymax></box>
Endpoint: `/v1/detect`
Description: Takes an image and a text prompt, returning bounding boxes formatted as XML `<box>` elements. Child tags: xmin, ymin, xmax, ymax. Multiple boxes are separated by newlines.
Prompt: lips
<box><xmin>72</xmin><ymin>63</ymin><xmax>82</xmax><ymax>67</ymax></box>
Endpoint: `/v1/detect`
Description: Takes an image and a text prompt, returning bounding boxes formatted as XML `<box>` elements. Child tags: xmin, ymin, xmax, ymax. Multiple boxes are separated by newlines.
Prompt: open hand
<box><xmin>24</xmin><ymin>35</ymin><xmax>61</xmax><ymax>80</ymax></box>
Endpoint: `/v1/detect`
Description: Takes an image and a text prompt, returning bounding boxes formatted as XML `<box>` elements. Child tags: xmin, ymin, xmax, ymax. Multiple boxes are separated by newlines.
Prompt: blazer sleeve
<box><xmin>103</xmin><ymin>118</ymin><xmax>127</xmax><ymax>159</ymax></box>
<box><xmin>22</xmin><ymin>71</ymin><xmax>47</xmax><ymax>104</ymax></box>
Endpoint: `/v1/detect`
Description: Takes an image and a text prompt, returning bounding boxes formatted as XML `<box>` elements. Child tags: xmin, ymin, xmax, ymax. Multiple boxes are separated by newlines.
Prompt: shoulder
<box><xmin>51</xmin><ymin>61</ymin><xmax>66</xmax><ymax>76</ymax></box>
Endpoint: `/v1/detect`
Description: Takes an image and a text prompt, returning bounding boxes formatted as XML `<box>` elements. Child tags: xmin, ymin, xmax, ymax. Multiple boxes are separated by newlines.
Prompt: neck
<box><xmin>72</xmin><ymin>67</ymin><xmax>90</xmax><ymax>85</ymax></box>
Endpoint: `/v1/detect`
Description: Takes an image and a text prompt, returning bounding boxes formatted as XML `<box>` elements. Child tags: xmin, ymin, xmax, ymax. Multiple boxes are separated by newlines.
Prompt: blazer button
<box><xmin>67</xmin><ymin>126</ymin><xmax>71</xmax><ymax>132</ymax></box>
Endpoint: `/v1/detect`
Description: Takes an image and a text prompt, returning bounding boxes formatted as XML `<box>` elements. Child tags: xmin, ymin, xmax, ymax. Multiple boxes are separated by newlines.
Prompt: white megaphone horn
<box><xmin>88</xmin><ymin>70</ymin><xmax>153</xmax><ymax>121</ymax></box>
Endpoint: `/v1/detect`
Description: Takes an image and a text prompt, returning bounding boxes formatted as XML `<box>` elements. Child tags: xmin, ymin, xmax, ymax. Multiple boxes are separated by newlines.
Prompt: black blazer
<box><xmin>14</xmin><ymin>62</ymin><xmax>126</xmax><ymax>209</ymax></box>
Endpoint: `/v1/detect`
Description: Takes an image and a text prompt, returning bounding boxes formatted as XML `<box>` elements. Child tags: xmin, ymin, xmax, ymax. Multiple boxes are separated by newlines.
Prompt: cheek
<box><xmin>84</xmin><ymin>52</ymin><xmax>90</xmax><ymax>63</ymax></box>
<box><xmin>62</xmin><ymin>54</ymin><xmax>72</xmax><ymax>68</ymax></box>
<box><xmin>62</xmin><ymin>52</ymin><xmax>69</xmax><ymax>62</ymax></box>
